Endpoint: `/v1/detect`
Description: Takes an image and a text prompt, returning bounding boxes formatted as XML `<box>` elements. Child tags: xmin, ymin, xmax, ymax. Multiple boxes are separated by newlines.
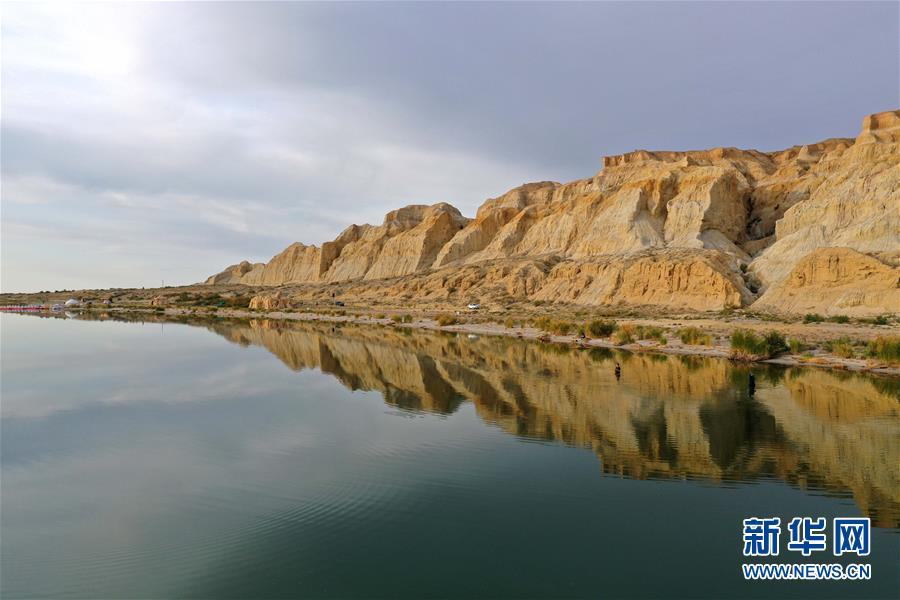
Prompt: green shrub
<box><xmin>374</xmin><ymin>313</ymin><xmax>386</xmax><ymax>319</ymax></box>
<box><xmin>828</xmin><ymin>315</ymin><xmax>850</xmax><ymax>324</ymax></box>
<box><xmin>534</xmin><ymin>317</ymin><xmax>574</xmax><ymax>335</ymax></box>
<box><xmin>435</xmin><ymin>314</ymin><xmax>458</xmax><ymax>326</ymax></box>
<box><xmin>623</xmin><ymin>325</ymin><xmax>668</xmax><ymax>344</ymax></box>
<box><xmin>862</xmin><ymin>315</ymin><xmax>890</xmax><ymax>326</ymax></box>
<box><xmin>548</xmin><ymin>320</ymin><xmax>574</xmax><ymax>335</ymax></box>
<box><xmin>803</xmin><ymin>313</ymin><xmax>825</xmax><ymax>323</ymax></box>
<box><xmin>755</xmin><ymin>312</ymin><xmax>786</xmax><ymax>322</ymax></box>
<box><xmin>830</xmin><ymin>341</ymin><xmax>855</xmax><ymax>359</ymax></box>
<box><xmin>587</xmin><ymin>319</ymin><xmax>617</xmax><ymax>337</ymax></box>
<box><xmin>391</xmin><ymin>314</ymin><xmax>403</xmax><ymax>323</ymax></box>
<box><xmin>763</xmin><ymin>330</ymin><xmax>787</xmax><ymax>354</ymax></box>
<box><xmin>865</xmin><ymin>336</ymin><xmax>900</xmax><ymax>364</ymax></box>
<box><xmin>822</xmin><ymin>336</ymin><xmax>851</xmax><ymax>353</ymax></box>
<box><xmin>730</xmin><ymin>329</ymin><xmax>766</xmax><ymax>357</ymax></box>
<box><xmin>191</xmin><ymin>293</ymin><xmax>221</xmax><ymax>306</ymax></box>
<box><xmin>730</xmin><ymin>329</ymin><xmax>787</xmax><ymax>360</ymax></box>
<box><xmin>638</xmin><ymin>325</ymin><xmax>667</xmax><ymax>344</ymax></box>
<box><xmin>788</xmin><ymin>339</ymin><xmax>806</xmax><ymax>354</ymax></box>
<box><xmin>678</xmin><ymin>326</ymin><xmax>712</xmax><ymax>346</ymax></box>
<box><xmin>533</xmin><ymin>316</ymin><xmax>552</xmax><ymax>331</ymax></box>
<box><xmin>223</xmin><ymin>295</ymin><xmax>251</xmax><ymax>309</ymax></box>
<box><xmin>614</xmin><ymin>324</ymin><xmax>636</xmax><ymax>345</ymax></box>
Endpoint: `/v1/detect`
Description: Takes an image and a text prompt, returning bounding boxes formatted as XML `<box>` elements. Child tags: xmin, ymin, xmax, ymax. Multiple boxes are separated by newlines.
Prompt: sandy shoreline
<box><xmin>28</xmin><ymin>304</ymin><xmax>896</xmax><ymax>377</ymax></box>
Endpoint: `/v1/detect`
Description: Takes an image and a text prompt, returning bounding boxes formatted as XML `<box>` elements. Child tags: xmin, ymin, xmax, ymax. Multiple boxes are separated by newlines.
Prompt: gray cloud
<box><xmin>141</xmin><ymin>2</ymin><xmax>898</xmax><ymax>162</ymax></box>
<box><xmin>2</xmin><ymin>1</ymin><xmax>897</xmax><ymax>292</ymax></box>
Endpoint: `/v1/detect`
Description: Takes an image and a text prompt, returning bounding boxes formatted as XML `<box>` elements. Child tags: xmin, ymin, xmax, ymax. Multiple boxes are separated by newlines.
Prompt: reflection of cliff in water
<box><xmin>205</xmin><ymin>318</ymin><xmax>899</xmax><ymax>527</ymax></box>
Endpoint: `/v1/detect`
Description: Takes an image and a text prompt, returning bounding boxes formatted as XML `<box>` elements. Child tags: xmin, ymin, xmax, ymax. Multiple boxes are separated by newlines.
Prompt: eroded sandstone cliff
<box><xmin>206</xmin><ymin>110</ymin><xmax>899</xmax><ymax>315</ymax></box>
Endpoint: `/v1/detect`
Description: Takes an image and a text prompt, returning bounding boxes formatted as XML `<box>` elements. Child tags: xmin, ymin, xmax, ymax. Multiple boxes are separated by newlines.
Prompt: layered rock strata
<box><xmin>206</xmin><ymin>110</ymin><xmax>900</xmax><ymax>315</ymax></box>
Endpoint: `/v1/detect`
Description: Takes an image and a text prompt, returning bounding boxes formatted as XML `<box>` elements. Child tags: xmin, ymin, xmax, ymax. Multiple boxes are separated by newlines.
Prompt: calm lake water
<box><xmin>1</xmin><ymin>313</ymin><xmax>898</xmax><ymax>599</ymax></box>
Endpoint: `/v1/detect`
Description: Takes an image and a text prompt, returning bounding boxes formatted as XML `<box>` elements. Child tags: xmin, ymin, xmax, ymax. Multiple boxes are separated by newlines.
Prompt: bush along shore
<box><xmin>12</xmin><ymin>297</ymin><xmax>898</xmax><ymax>376</ymax></box>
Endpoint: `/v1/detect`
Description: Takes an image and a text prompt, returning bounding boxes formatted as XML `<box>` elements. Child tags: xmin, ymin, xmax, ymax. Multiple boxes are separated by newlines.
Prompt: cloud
<box><xmin>1</xmin><ymin>1</ymin><xmax>898</xmax><ymax>291</ymax></box>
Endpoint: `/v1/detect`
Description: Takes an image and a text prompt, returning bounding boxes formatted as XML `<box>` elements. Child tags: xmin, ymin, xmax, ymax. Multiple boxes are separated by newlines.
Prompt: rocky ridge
<box><xmin>206</xmin><ymin>110</ymin><xmax>900</xmax><ymax>315</ymax></box>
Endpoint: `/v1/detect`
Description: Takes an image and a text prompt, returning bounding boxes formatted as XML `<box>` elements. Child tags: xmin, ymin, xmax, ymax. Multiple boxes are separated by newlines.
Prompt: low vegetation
<box><xmin>730</xmin><ymin>329</ymin><xmax>787</xmax><ymax>360</ymax></box>
<box><xmin>678</xmin><ymin>326</ymin><xmax>712</xmax><ymax>346</ymax></box>
<box><xmin>865</xmin><ymin>336</ymin><xmax>900</xmax><ymax>364</ymax></box>
<box><xmin>533</xmin><ymin>316</ymin><xmax>575</xmax><ymax>335</ymax></box>
<box><xmin>532</xmin><ymin>316</ymin><xmax>621</xmax><ymax>338</ymax></box>
<box><xmin>533</xmin><ymin>316</ymin><xmax>551</xmax><ymax>331</ymax></box>
<box><xmin>548</xmin><ymin>320</ymin><xmax>574</xmax><ymax>335</ymax></box>
<box><xmin>861</xmin><ymin>315</ymin><xmax>890</xmax><ymax>326</ymax></box>
<box><xmin>609</xmin><ymin>323</ymin><xmax>668</xmax><ymax>345</ymax></box>
<box><xmin>614</xmin><ymin>324</ymin><xmax>636</xmax><ymax>345</ymax></box>
<box><xmin>184</xmin><ymin>292</ymin><xmax>249</xmax><ymax>308</ymax></box>
<box><xmin>435</xmin><ymin>314</ymin><xmax>459</xmax><ymax>326</ymax></box>
<box><xmin>788</xmin><ymin>338</ymin><xmax>807</xmax><ymax>354</ymax></box>
<box><xmin>586</xmin><ymin>319</ymin><xmax>617</xmax><ymax>337</ymax></box>
<box><xmin>803</xmin><ymin>313</ymin><xmax>825</xmax><ymax>324</ymax></box>
<box><xmin>823</xmin><ymin>336</ymin><xmax>855</xmax><ymax>358</ymax></box>
<box><xmin>636</xmin><ymin>325</ymin><xmax>667</xmax><ymax>345</ymax></box>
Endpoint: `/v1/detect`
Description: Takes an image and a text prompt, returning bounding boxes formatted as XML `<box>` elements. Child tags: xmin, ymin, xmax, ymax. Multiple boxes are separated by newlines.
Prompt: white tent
<box><xmin>64</xmin><ymin>298</ymin><xmax>80</xmax><ymax>307</ymax></box>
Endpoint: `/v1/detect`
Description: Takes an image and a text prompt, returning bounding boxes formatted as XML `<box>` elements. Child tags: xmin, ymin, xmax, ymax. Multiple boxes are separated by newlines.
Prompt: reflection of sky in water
<box><xmin>1</xmin><ymin>315</ymin><xmax>898</xmax><ymax>599</ymax></box>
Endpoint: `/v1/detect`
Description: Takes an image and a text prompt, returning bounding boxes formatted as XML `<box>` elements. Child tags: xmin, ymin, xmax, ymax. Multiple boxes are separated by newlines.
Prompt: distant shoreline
<box><xmin>8</xmin><ymin>304</ymin><xmax>899</xmax><ymax>378</ymax></box>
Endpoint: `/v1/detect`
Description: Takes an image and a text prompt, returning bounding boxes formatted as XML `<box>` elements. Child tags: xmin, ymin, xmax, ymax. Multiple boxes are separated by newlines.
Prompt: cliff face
<box><xmin>204</xmin><ymin>260</ymin><xmax>264</xmax><ymax>285</ymax></box>
<box><xmin>207</xmin><ymin>110</ymin><xmax>899</xmax><ymax>315</ymax></box>
<box><xmin>753</xmin><ymin>248</ymin><xmax>900</xmax><ymax>316</ymax></box>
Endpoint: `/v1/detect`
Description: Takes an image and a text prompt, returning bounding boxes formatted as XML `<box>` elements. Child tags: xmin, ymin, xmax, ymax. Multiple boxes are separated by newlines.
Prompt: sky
<box><xmin>2</xmin><ymin>1</ymin><xmax>898</xmax><ymax>293</ymax></box>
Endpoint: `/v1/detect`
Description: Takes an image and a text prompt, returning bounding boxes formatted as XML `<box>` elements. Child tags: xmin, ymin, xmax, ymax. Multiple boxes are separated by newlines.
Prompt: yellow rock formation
<box><xmin>248</xmin><ymin>292</ymin><xmax>290</xmax><ymax>310</ymax></box>
<box><xmin>753</xmin><ymin>247</ymin><xmax>900</xmax><ymax>316</ymax></box>
<box><xmin>206</xmin><ymin>110</ymin><xmax>900</xmax><ymax>315</ymax></box>
<box><xmin>204</xmin><ymin>260</ymin><xmax>263</xmax><ymax>285</ymax></box>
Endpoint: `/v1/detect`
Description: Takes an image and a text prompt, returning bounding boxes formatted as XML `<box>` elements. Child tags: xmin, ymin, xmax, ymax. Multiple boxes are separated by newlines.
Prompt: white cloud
<box><xmin>1</xmin><ymin>1</ymin><xmax>897</xmax><ymax>292</ymax></box>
